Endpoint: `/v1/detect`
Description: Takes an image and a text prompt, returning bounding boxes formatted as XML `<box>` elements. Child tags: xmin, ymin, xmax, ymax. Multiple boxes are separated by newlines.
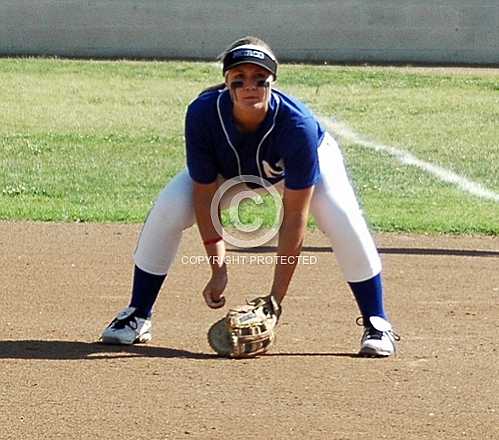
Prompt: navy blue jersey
<box><xmin>185</xmin><ymin>87</ymin><xmax>325</xmax><ymax>190</ymax></box>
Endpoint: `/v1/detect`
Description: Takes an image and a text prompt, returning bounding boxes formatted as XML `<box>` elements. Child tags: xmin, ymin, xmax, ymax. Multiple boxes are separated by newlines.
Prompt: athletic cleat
<box><xmin>358</xmin><ymin>316</ymin><xmax>399</xmax><ymax>357</ymax></box>
<box><xmin>100</xmin><ymin>307</ymin><xmax>152</xmax><ymax>345</ymax></box>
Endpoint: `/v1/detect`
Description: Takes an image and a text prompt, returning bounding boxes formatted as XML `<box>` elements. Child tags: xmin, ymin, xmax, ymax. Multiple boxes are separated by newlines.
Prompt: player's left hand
<box><xmin>202</xmin><ymin>269</ymin><xmax>227</xmax><ymax>309</ymax></box>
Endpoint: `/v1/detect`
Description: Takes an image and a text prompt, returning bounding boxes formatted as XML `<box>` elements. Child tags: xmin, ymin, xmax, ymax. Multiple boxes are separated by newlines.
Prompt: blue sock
<box><xmin>348</xmin><ymin>273</ymin><xmax>387</xmax><ymax>325</ymax></box>
<box><xmin>129</xmin><ymin>265</ymin><xmax>166</xmax><ymax>319</ymax></box>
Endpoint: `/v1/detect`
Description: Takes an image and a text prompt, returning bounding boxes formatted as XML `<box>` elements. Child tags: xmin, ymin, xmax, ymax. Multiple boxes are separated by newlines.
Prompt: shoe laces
<box><xmin>355</xmin><ymin>316</ymin><xmax>401</xmax><ymax>342</ymax></box>
<box><xmin>110</xmin><ymin>312</ymin><xmax>138</xmax><ymax>330</ymax></box>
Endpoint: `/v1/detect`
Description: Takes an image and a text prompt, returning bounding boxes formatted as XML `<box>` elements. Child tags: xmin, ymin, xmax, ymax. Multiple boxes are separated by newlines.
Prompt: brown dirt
<box><xmin>1</xmin><ymin>222</ymin><xmax>498</xmax><ymax>440</ymax></box>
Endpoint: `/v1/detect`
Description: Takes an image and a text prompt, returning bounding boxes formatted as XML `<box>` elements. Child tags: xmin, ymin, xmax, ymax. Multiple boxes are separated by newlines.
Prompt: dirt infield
<box><xmin>1</xmin><ymin>222</ymin><xmax>498</xmax><ymax>440</ymax></box>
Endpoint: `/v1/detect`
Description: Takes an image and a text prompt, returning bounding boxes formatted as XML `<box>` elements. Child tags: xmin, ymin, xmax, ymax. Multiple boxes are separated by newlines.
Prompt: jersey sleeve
<box><xmin>282</xmin><ymin>119</ymin><xmax>321</xmax><ymax>190</ymax></box>
<box><xmin>185</xmin><ymin>102</ymin><xmax>218</xmax><ymax>184</ymax></box>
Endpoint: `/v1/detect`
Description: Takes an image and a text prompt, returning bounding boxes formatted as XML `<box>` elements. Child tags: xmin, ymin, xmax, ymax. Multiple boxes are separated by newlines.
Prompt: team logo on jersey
<box><xmin>262</xmin><ymin>159</ymin><xmax>284</xmax><ymax>178</ymax></box>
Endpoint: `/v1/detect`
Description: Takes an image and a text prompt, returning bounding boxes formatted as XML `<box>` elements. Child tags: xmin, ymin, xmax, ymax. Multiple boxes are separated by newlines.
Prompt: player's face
<box><xmin>225</xmin><ymin>64</ymin><xmax>273</xmax><ymax>111</ymax></box>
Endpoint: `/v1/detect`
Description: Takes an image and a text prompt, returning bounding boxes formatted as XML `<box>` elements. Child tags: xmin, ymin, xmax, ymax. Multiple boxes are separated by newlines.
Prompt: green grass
<box><xmin>1</xmin><ymin>58</ymin><xmax>498</xmax><ymax>234</ymax></box>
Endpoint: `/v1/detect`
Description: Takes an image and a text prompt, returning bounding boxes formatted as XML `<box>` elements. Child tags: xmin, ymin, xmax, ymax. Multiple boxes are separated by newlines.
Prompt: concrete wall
<box><xmin>0</xmin><ymin>1</ymin><xmax>498</xmax><ymax>65</ymax></box>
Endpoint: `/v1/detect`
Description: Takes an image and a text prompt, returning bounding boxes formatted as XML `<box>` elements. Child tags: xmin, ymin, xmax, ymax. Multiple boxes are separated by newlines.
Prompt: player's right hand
<box><xmin>202</xmin><ymin>268</ymin><xmax>227</xmax><ymax>309</ymax></box>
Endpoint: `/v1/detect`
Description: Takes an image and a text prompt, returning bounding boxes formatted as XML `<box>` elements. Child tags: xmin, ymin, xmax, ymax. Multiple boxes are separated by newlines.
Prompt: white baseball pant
<box><xmin>133</xmin><ymin>132</ymin><xmax>381</xmax><ymax>282</ymax></box>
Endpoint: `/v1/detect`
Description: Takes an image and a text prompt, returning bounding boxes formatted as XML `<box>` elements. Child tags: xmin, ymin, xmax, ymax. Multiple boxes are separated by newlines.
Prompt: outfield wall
<box><xmin>0</xmin><ymin>1</ymin><xmax>498</xmax><ymax>65</ymax></box>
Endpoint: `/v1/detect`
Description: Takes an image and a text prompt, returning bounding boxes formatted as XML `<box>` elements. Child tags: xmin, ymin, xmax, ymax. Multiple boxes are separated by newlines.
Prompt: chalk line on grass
<box><xmin>321</xmin><ymin>118</ymin><xmax>499</xmax><ymax>203</ymax></box>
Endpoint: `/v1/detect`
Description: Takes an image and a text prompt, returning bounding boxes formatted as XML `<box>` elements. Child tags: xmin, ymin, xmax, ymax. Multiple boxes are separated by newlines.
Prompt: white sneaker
<box><xmin>358</xmin><ymin>316</ymin><xmax>399</xmax><ymax>357</ymax></box>
<box><xmin>100</xmin><ymin>307</ymin><xmax>152</xmax><ymax>345</ymax></box>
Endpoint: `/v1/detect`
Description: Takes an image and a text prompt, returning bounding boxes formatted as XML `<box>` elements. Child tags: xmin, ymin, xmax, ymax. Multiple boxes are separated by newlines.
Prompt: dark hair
<box><xmin>198</xmin><ymin>82</ymin><xmax>226</xmax><ymax>95</ymax></box>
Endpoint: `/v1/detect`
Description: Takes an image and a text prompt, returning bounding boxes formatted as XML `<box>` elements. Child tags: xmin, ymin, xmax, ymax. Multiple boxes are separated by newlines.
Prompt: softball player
<box><xmin>101</xmin><ymin>36</ymin><xmax>399</xmax><ymax>357</ymax></box>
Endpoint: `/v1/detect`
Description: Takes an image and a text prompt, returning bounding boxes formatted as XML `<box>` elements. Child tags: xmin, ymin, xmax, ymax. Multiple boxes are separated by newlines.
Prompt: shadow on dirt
<box><xmin>230</xmin><ymin>246</ymin><xmax>499</xmax><ymax>258</ymax></box>
<box><xmin>0</xmin><ymin>340</ymin><xmax>362</xmax><ymax>361</ymax></box>
<box><xmin>266</xmin><ymin>352</ymin><xmax>361</xmax><ymax>358</ymax></box>
<box><xmin>0</xmin><ymin>340</ymin><xmax>218</xmax><ymax>361</ymax></box>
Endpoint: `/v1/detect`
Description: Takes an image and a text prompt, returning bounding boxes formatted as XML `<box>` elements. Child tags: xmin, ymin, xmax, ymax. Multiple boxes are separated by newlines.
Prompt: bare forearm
<box><xmin>270</xmin><ymin>213</ymin><xmax>308</xmax><ymax>303</ymax></box>
<box><xmin>193</xmin><ymin>184</ymin><xmax>226</xmax><ymax>274</ymax></box>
